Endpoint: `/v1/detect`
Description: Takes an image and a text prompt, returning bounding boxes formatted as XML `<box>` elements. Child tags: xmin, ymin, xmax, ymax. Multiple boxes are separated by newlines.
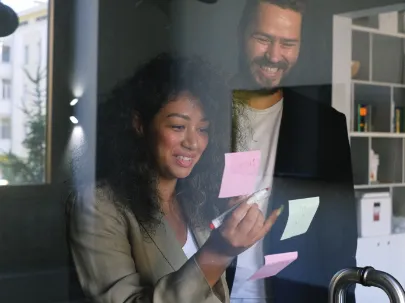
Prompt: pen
<box><xmin>210</xmin><ymin>188</ymin><xmax>270</xmax><ymax>230</ymax></box>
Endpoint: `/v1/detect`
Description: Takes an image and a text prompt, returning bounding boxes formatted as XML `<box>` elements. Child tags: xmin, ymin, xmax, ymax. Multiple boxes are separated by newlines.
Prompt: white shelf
<box><xmin>352</xmin><ymin>79</ymin><xmax>405</xmax><ymax>88</ymax></box>
<box><xmin>350</xmin><ymin>132</ymin><xmax>405</xmax><ymax>138</ymax></box>
<box><xmin>352</xmin><ymin>24</ymin><xmax>405</xmax><ymax>39</ymax></box>
<box><xmin>358</xmin><ymin>232</ymin><xmax>405</xmax><ymax>240</ymax></box>
<box><xmin>354</xmin><ymin>183</ymin><xmax>405</xmax><ymax>189</ymax></box>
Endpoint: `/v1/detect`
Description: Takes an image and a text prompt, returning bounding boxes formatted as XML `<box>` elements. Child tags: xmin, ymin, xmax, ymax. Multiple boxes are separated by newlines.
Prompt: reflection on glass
<box><xmin>0</xmin><ymin>0</ymin><xmax>49</xmax><ymax>185</ymax></box>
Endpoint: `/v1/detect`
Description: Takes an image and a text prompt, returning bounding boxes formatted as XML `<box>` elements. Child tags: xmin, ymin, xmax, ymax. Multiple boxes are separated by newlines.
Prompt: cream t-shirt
<box><xmin>230</xmin><ymin>98</ymin><xmax>283</xmax><ymax>302</ymax></box>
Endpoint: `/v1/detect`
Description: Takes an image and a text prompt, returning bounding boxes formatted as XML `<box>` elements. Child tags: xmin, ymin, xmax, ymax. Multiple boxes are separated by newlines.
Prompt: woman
<box><xmin>68</xmin><ymin>53</ymin><xmax>281</xmax><ymax>303</ymax></box>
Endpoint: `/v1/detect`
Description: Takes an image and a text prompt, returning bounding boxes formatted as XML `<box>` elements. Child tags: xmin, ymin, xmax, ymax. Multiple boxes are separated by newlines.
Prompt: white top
<box><xmin>182</xmin><ymin>228</ymin><xmax>199</xmax><ymax>259</ymax></box>
<box><xmin>230</xmin><ymin>99</ymin><xmax>283</xmax><ymax>302</ymax></box>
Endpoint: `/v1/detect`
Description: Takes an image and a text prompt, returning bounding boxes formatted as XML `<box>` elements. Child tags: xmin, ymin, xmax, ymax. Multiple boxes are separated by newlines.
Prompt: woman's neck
<box><xmin>158</xmin><ymin>176</ymin><xmax>187</xmax><ymax>245</ymax></box>
<box><xmin>157</xmin><ymin>177</ymin><xmax>177</xmax><ymax>215</ymax></box>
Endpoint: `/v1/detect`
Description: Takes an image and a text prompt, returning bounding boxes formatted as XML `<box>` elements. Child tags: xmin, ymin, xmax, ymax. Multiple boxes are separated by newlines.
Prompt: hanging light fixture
<box><xmin>0</xmin><ymin>2</ymin><xmax>18</xmax><ymax>38</ymax></box>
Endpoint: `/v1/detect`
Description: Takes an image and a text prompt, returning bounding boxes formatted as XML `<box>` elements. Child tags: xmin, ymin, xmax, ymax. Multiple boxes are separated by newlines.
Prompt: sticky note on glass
<box><xmin>281</xmin><ymin>197</ymin><xmax>320</xmax><ymax>240</ymax></box>
<box><xmin>249</xmin><ymin>252</ymin><xmax>298</xmax><ymax>281</ymax></box>
<box><xmin>218</xmin><ymin>151</ymin><xmax>261</xmax><ymax>198</ymax></box>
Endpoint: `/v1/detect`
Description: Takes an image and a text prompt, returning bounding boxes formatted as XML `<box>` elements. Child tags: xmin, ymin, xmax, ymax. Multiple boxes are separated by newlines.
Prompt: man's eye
<box><xmin>282</xmin><ymin>43</ymin><xmax>295</xmax><ymax>48</ymax></box>
<box><xmin>254</xmin><ymin>36</ymin><xmax>270</xmax><ymax>43</ymax></box>
<box><xmin>199</xmin><ymin>127</ymin><xmax>209</xmax><ymax>133</ymax></box>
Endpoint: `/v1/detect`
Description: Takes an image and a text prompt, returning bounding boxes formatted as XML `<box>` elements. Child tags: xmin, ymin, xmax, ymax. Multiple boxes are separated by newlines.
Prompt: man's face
<box><xmin>242</xmin><ymin>3</ymin><xmax>302</xmax><ymax>89</ymax></box>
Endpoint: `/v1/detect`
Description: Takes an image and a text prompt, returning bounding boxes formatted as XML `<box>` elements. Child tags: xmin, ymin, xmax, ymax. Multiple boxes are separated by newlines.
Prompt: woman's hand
<box><xmin>207</xmin><ymin>201</ymin><xmax>282</xmax><ymax>257</ymax></box>
<box><xmin>195</xmin><ymin>200</ymin><xmax>282</xmax><ymax>287</ymax></box>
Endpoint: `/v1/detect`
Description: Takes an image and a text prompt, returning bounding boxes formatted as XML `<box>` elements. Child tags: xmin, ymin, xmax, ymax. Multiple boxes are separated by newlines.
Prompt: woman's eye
<box><xmin>199</xmin><ymin>127</ymin><xmax>209</xmax><ymax>133</ymax></box>
<box><xmin>171</xmin><ymin>125</ymin><xmax>185</xmax><ymax>131</ymax></box>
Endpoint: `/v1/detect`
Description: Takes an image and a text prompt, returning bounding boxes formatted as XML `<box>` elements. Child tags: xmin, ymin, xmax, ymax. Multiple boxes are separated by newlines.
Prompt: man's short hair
<box><xmin>238</xmin><ymin>0</ymin><xmax>307</xmax><ymax>34</ymax></box>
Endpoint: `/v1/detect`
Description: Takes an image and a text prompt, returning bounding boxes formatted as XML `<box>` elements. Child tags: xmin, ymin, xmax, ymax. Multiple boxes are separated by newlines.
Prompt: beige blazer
<box><xmin>68</xmin><ymin>185</ymin><xmax>230</xmax><ymax>303</ymax></box>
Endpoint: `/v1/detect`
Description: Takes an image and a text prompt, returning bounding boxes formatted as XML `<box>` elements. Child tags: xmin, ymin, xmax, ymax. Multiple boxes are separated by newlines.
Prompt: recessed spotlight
<box><xmin>70</xmin><ymin>98</ymin><xmax>79</xmax><ymax>106</ymax></box>
<box><xmin>70</xmin><ymin>116</ymin><xmax>79</xmax><ymax>124</ymax></box>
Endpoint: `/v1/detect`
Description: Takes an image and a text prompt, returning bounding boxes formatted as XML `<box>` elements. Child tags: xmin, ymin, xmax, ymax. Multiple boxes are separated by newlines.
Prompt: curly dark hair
<box><xmin>95</xmin><ymin>53</ymin><xmax>231</xmax><ymax>234</ymax></box>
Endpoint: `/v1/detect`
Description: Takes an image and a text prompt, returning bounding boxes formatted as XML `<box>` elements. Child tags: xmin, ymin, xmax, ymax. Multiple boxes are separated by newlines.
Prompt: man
<box><xmin>227</xmin><ymin>1</ymin><xmax>357</xmax><ymax>302</ymax></box>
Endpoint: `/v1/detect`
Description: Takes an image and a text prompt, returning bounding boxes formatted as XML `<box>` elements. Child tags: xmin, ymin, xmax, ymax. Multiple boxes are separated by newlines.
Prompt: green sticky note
<box><xmin>281</xmin><ymin>197</ymin><xmax>320</xmax><ymax>240</ymax></box>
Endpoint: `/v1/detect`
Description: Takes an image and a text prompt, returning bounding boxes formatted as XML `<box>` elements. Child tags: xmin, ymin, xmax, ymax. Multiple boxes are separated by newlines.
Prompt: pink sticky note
<box><xmin>218</xmin><ymin>151</ymin><xmax>261</xmax><ymax>198</ymax></box>
<box><xmin>249</xmin><ymin>252</ymin><xmax>298</xmax><ymax>281</ymax></box>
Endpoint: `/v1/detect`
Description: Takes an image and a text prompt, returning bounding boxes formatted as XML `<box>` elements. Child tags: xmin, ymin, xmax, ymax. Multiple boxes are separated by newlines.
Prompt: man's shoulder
<box><xmin>283</xmin><ymin>86</ymin><xmax>346</xmax><ymax>122</ymax></box>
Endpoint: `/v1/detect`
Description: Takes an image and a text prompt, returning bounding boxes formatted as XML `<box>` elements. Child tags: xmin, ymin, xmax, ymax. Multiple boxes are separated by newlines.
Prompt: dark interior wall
<box><xmin>0</xmin><ymin>185</ymin><xmax>70</xmax><ymax>303</ymax></box>
<box><xmin>97</xmin><ymin>0</ymin><xmax>171</xmax><ymax>96</ymax></box>
<box><xmin>170</xmin><ymin>0</ymin><xmax>244</xmax><ymax>79</ymax></box>
<box><xmin>96</xmin><ymin>0</ymin><xmax>241</xmax><ymax>97</ymax></box>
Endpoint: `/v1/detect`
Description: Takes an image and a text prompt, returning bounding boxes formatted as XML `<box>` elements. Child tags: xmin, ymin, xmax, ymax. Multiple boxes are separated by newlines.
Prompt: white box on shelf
<box><xmin>378</xmin><ymin>12</ymin><xmax>398</xmax><ymax>34</ymax></box>
<box><xmin>356</xmin><ymin>192</ymin><xmax>392</xmax><ymax>237</ymax></box>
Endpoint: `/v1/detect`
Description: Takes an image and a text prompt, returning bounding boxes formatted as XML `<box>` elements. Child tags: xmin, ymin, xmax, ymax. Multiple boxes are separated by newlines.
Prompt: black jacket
<box><xmin>228</xmin><ymin>87</ymin><xmax>358</xmax><ymax>303</ymax></box>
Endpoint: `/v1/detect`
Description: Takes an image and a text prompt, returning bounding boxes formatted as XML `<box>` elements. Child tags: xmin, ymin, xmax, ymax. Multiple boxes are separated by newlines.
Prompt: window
<box><xmin>0</xmin><ymin>118</ymin><xmax>11</xmax><ymax>140</ymax></box>
<box><xmin>2</xmin><ymin>79</ymin><xmax>11</xmax><ymax>99</ymax></box>
<box><xmin>0</xmin><ymin>1</ymin><xmax>50</xmax><ymax>186</ymax></box>
<box><xmin>1</xmin><ymin>45</ymin><xmax>11</xmax><ymax>63</ymax></box>
<box><xmin>24</xmin><ymin>45</ymin><xmax>29</xmax><ymax>65</ymax></box>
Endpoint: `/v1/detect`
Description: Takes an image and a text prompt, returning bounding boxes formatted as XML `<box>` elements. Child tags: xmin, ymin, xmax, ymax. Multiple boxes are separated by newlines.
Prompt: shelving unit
<box><xmin>333</xmin><ymin>8</ymin><xmax>405</xmax><ymax>302</ymax></box>
<box><xmin>333</xmin><ymin>12</ymin><xmax>405</xmax><ymax>218</ymax></box>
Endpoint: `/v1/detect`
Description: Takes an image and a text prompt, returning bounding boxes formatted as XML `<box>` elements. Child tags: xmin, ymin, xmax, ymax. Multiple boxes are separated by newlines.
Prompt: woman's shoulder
<box><xmin>70</xmin><ymin>181</ymin><xmax>134</xmax><ymax>226</ymax></box>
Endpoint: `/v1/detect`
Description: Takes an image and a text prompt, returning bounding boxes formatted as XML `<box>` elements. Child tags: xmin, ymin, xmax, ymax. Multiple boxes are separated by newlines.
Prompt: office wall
<box><xmin>97</xmin><ymin>0</ymin><xmax>171</xmax><ymax>96</ymax></box>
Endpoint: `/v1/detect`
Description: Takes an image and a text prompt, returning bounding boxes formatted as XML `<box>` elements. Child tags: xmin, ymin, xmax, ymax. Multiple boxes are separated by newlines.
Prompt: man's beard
<box><xmin>238</xmin><ymin>55</ymin><xmax>289</xmax><ymax>92</ymax></box>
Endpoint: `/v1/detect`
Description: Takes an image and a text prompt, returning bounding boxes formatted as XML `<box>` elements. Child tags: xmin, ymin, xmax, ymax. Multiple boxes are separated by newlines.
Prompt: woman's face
<box><xmin>150</xmin><ymin>91</ymin><xmax>209</xmax><ymax>180</ymax></box>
